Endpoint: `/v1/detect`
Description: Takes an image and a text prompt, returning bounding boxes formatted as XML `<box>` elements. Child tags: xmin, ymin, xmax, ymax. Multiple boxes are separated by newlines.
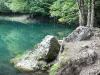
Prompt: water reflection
<box><xmin>0</xmin><ymin>20</ymin><xmax>74</xmax><ymax>75</ymax></box>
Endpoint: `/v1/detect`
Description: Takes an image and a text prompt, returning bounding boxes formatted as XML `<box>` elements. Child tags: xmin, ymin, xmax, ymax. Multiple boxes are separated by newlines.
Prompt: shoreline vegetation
<box><xmin>0</xmin><ymin>14</ymin><xmax>77</xmax><ymax>27</ymax></box>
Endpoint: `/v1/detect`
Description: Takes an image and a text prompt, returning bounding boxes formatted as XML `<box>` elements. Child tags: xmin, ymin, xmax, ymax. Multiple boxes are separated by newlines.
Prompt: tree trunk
<box><xmin>77</xmin><ymin>0</ymin><xmax>85</xmax><ymax>26</ymax></box>
<box><xmin>90</xmin><ymin>0</ymin><xmax>95</xmax><ymax>27</ymax></box>
<box><xmin>87</xmin><ymin>0</ymin><xmax>95</xmax><ymax>27</ymax></box>
<box><xmin>87</xmin><ymin>0</ymin><xmax>91</xmax><ymax>27</ymax></box>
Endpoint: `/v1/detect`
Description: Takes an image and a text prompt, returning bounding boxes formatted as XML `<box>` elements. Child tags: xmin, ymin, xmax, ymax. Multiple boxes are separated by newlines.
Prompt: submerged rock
<box><xmin>15</xmin><ymin>35</ymin><xmax>60</xmax><ymax>72</ymax></box>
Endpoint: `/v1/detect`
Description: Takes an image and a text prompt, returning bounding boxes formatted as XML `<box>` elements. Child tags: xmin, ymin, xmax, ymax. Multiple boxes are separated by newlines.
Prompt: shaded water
<box><xmin>0</xmin><ymin>20</ymin><xmax>75</xmax><ymax>75</ymax></box>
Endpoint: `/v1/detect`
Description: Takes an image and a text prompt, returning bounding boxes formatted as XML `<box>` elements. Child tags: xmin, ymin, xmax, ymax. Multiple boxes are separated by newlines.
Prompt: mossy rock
<box><xmin>14</xmin><ymin>35</ymin><xmax>60</xmax><ymax>72</ymax></box>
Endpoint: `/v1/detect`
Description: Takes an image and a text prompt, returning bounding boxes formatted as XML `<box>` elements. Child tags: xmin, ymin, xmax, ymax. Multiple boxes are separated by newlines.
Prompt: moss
<box><xmin>10</xmin><ymin>51</ymin><xmax>27</xmax><ymax>64</ymax></box>
<box><xmin>55</xmin><ymin>36</ymin><xmax>59</xmax><ymax>40</ymax></box>
<box><xmin>10</xmin><ymin>55</ymin><xmax>23</xmax><ymax>64</ymax></box>
<box><xmin>49</xmin><ymin>63</ymin><xmax>60</xmax><ymax>75</ymax></box>
<box><xmin>34</xmin><ymin>44</ymin><xmax>38</xmax><ymax>49</ymax></box>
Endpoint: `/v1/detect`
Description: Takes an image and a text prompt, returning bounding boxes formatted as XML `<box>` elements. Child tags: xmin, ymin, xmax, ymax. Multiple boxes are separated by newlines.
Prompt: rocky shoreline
<box><xmin>11</xmin><ymin>26</ymin><xmax>100</xmax><ymax>75</ymax></box>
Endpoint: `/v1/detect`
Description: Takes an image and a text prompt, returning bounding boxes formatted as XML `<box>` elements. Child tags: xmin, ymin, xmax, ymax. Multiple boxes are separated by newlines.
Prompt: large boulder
<box><xmin>14</xmin><ymin>35</ymin><xmax>60</xmax><ymax>72</ymax></box>
<box><xmin>65</xmin><ymin>26</ymin><xmax>93</xmax><ymax>42</ymax></box>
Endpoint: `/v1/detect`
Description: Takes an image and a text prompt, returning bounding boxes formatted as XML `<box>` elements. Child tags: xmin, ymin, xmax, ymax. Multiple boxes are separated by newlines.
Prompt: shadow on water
<box><xmin>0</xmin><ymin>20</ymin><xmax>75</xmax><ymax>75</ymax></box>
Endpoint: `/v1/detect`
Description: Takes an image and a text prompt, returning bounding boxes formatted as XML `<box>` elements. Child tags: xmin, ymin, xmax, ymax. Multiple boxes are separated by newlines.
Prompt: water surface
<box><xmin>0</xmin><ymin>20</ymin><xmax>74</xmax><ymax>75</ymax></box>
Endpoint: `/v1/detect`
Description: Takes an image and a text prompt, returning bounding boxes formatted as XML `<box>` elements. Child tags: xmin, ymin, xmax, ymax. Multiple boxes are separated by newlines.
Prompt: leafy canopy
<box><xmin>7</xmin><ymin>0</ymin><xmax>55</xmax><ymax>15</ymax></box>
<box><xmin>0</xmin><ymin>0</ymin><xmax>11</xmax><ymax>13</ymax></box>
<box><xmin>50</xmin><ymin>0</ymin><xmax>78</xmax><ymax>23</ymax></box>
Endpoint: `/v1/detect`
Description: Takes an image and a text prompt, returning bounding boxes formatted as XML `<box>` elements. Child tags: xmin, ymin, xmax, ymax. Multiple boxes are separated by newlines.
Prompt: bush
<box><xmin>50</xmin><ymin>0</ymin><xmax>78</xmax><ymax>23</ymax></box>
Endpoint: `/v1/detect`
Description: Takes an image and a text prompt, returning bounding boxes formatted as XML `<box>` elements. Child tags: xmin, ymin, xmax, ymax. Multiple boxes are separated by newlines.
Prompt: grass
<box><xmin>49</xmin><ymin>63</ymin><xmax>60</xmax><ymax>75</ymax></box>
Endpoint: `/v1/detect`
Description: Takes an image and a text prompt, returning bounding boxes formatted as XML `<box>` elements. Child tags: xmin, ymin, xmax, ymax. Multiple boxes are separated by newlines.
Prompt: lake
<box><xmin>0</xmin><ymin>20</ymin><xmax>75</xmax><ymax>75</ymax></box>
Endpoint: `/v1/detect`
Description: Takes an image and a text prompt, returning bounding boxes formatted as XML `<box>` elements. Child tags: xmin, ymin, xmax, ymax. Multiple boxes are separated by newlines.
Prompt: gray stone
<box><xmin>65</xmin><ymin>26</ymin><xmax>93</xmax><ymax>42</ymax></box>
<box><xmin>14</xmin><ymin>35</ymin><xmax>60</xmax><ymax>72</ymax></box>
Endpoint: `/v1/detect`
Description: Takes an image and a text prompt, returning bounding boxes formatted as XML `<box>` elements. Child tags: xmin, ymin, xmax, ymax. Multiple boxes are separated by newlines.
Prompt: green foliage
<box><xmin>7</xmin><ymin>0</ymin><xmax>55</xmax><ymax>15</ymax></box>
<box><xmin>7</xmin><ymin>0</ymin><xmax>26</xmax><ymax>13</ymax></box>
<box><xmin>0</xmin><ymin>0</ymin><xmax>11</xmax><ymax>13</ymax></box>
<box><xmin>0</xmin><ymin>0</ymin><xmax>79</xmax><ymax>24</ymax></box>
<box><xmin>49</xmin><ymin>63</ymin><xmax>60</xmax><ymax>75</ymax></box>
<box><xmin>50</xmin><ymin>0</ymin><xmax>78</xmax><ymax>23</ymax></box>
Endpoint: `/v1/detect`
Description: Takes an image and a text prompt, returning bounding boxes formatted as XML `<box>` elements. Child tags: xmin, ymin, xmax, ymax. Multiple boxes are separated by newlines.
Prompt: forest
<box><xmin>0</xmin><ymin>0</ymin><xmax>99</xmax><ymax>25</ymax></box>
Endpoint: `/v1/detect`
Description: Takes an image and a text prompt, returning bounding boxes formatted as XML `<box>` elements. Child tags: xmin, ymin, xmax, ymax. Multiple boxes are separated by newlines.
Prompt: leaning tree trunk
<box><xmin>90</xmin><ymin>0</ymin><xmax>95</xmax><ymax>27</ymax></box>
<box><xmin>87</xmin><ymin>0</ymin><xmax>91</xmax><ymax>27</ymax></box>
<box><xmin>77</xmin><ymin>0</ymin><xmax>85</xmax><ymax>26</ymax></box>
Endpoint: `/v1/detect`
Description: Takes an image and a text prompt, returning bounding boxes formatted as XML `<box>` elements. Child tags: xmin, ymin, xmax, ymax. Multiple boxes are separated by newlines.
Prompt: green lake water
<box><xmin>0</xmin><ymin>20</ymin><xmax>75</xmax><ymax>75</ymax></box>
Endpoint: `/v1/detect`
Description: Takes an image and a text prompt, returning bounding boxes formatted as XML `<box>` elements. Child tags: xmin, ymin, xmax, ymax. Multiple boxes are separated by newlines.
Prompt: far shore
<box><xmin>0</xmin><ymin>14</ymin><xmax>58</xmax><ymax>24</ymax></box>
<box><xmin>0</xmin><ymin>14</ymin><xmax>37</xmax><ymax>24</ymax></box>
